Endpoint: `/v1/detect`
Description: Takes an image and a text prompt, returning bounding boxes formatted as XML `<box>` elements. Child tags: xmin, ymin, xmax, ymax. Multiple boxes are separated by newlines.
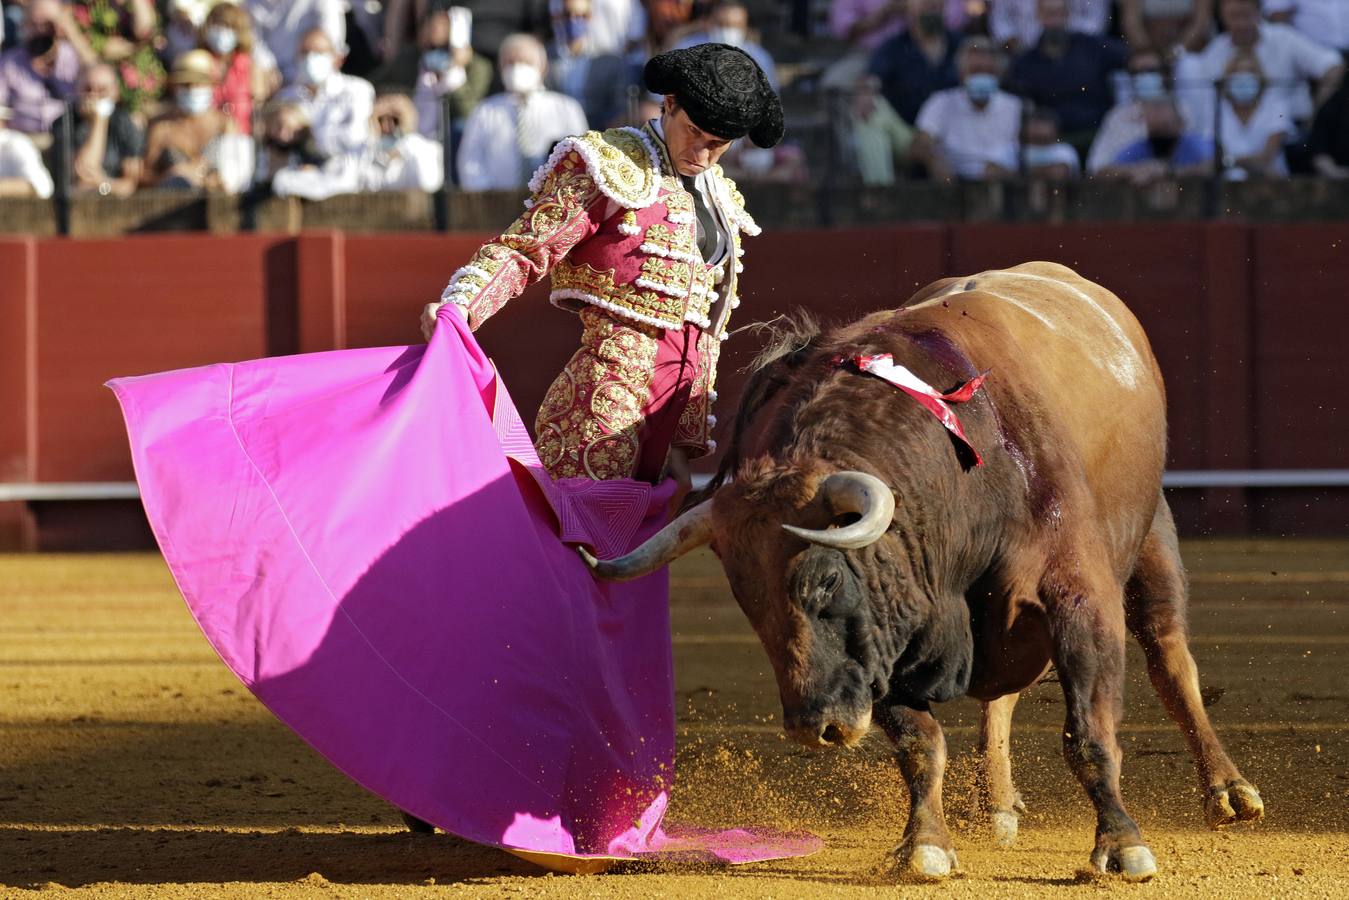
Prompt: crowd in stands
<box><xmin>2</xmin><ymin>0</ymin><xmax>1349</xmax><ymax>202</ymax></box>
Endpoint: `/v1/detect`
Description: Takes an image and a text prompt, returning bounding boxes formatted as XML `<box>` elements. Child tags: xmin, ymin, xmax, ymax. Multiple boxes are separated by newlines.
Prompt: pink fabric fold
<box><xmin>107</xmin><ymin>307</ymin><xmax>820</xmax><ymax>866</ymax></box>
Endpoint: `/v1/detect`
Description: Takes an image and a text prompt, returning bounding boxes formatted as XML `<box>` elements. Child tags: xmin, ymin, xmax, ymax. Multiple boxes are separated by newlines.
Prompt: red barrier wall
<box><xmin>2</xmin><ymin>224</ymin><xmax>1345</xmax><ymax>548</ymax></box>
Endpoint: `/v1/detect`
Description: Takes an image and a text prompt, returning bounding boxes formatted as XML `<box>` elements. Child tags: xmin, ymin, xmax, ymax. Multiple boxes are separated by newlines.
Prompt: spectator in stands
<box><xmin>1022</xmin><ymin>106</ymin><xmax>1080</xmax><ymax>178</ymax></box>
<box><xmin>913</xmin><ymin>37</ymin><xmax>1022</xmax><ymax>180</ymax></box>
<box><xmin>0</xmin><ymin>0</ymin><xmax>97</xmax><ymax>141</ymax></box>
<box><xmin>1098</xmin><ymin>95</ymin><xmax>1212</xmax><ymax>182</ymax></box>
<box><xmin>456</xmin><ymin>32</ymin><xmax>585</xmax><ymax>190</ymax></box>
<box><xmin>1309</xmin><ymin>76</ymin><xmax>1349</xmax><ymax>176</ymax></box>
<box><xmin>0</xmin><ymin>100</ymin><xmax>54</xmax><ymax>196</ymax></box>
<box><xmin>869</xmin><ymin>0</ymin><xmax>961</xmax><ymax>125</ymax></box>
<box><xmin>245</xmin><ymin>0</ymin><xmax>345</xmax><ymax>85</ymax></box>
<box><xmin>140</xmin><ymin>49</ymin><xmax>230</xmax><ymax>189</ymax></box>
<box><xmin>359</xmin><ymin>91</ymin><xmax>443</xmax><ymax>191</ymax></box>
<box><xmin>1264</xmin><ymin>0</ymin><xmax>1349</xmax><ymax>58</ymax></box>
<box><xmin>202</xmin><ymin>2</ymin><xmax>277</xmax><ymax>135</ymax></box>
<box><xmin>1008</xmin><ymin>0</ymin><xmax>1128</xmax><ymax>153</ymax></box>
<box><xmin>1087</xmin><ymin>47</ymin><xmax>1170</xmax><ymax>172</ymax></box>
<box><xmin>672</xmin><ymin>3</ymin><xmax>778</xmax><ymax>91</ymax></box>
<box><xmin>1120</xmin><ymin>0</ymin><xmax>1214</xmax><ymax>57</ymax></box>
<box><xmin>989</xmin><ymin>0</ymin><xmax>1110</xmax><ymax>54</ymax></box>
<box><xmin>69</xmin><ymin>0</ymin><xmax>165</xmax><ymax>112</ymax></box>
<box><xmin>163</xmin><ymin>0</ymin><xmax>209</xmax><ymax>69</ymax></box>
<box><xmin>548</xmin><ymin>0</ymin><xmax>635</xmax><ymax>128</ymax></box>
<box><xmin>845</xmin><ymin>71</ymin><xmax>914</xmax><ymax>184</ymax></box>
<box><xmin>50</xmin><ymin>62</ymin><xmax>144</xmax><ymax>196</ymax></box>
<box><xmin>579</xmin><ymin>0</ymin><xmax>642</xmax><ymax>58</ymax></box>
<box><xmin>255</xmin><ymin>98</ymin><xmax>326</xmax><ymax>187</ymax></box>
<box><xmin>386</xmin><ymin>8</ymin><xmax>493</xmax><ymax>143</ymax></box>
<box><xmin>385</xmin><ymin>0</ymin><xmax>551</xmax><ymax>65</ymax></box>
<box><xmin>1216</xmin><ymin>52</ymin><xmax>1293</xmax><ymax>177</ymax></box>
<box><xmin>1176</xmin><ymin>0</ymin><xmax>1342</xmax><ymax>133</ymax></box>
<box><xmin>276</xmin><ymin>27</ymin><xmax>375</xmax><ymax>157</ymax></box>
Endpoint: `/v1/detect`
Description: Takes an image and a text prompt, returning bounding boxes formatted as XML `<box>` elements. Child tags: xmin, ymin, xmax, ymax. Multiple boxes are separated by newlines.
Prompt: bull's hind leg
<box><xmin>977</xmin><ymin>693</ymin><xmax>1026</xmax><ymax>847</ymax></box>
<box><xmin>1125</xmin><ymin>499</ymin><xmax>1264</xmax><ymax>827</ymax></box>
<box><xmin>1044</xmin><ymin>565</ymin><xmax>1157</xmax><ymax>881</ymax></box>
<box><xmin>876</xmin><ymin>702</ymin><xmax>958</xmax><ymax>881</ymax></box>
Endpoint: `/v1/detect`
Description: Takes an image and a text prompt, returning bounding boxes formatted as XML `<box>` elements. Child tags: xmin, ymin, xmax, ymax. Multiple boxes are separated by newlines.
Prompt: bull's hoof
<box><xmin>1090</xmin><ymin>844</ymin><xmax>1157</xmax><ymax>882</ymax></box>
<box><xmin>1205</xmin><ymin>779</ymin><xmax>1264</xmax><ymax>828</ymax></box>
<box><xmin>400</xmin><ymin>810</ymin><xmax>435</xmax><ymax>834</ymax></box>
<box><xmin>991</xmin><ymin>810</ymin><xmax>1020</xmax><ymax>848</ymax></box>
<box><xmin>896</xmin><ymin>844</ymin><xmax>959</xmax><ymax>882</ymax></box>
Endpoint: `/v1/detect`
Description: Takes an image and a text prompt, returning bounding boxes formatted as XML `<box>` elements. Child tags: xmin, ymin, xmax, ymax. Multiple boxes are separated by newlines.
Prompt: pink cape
<box><xmin>107</xmin><ymin>307</ymin><xmax>820</xmax><ymax>867</ymax></box>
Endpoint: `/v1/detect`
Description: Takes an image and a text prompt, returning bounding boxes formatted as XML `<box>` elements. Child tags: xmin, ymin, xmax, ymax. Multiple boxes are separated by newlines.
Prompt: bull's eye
<box><xmin>820</xmin><ymin>571</ymin><xmax>840</xmax><ymax>595</ymax></box>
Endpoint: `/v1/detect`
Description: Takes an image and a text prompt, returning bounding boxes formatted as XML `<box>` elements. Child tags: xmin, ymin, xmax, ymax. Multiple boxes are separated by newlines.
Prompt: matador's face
<box><xmin>661</xmin><ymin>97</ymin><xmax>734</xmax><ymax>177</ymax></box>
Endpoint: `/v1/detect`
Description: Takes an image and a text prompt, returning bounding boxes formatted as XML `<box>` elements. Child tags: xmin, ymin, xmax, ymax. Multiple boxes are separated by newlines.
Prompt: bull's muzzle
<box><xmin>784</xmin><ymin>708</ymin><xmax>873</xmax><ymax>749</ymax></box>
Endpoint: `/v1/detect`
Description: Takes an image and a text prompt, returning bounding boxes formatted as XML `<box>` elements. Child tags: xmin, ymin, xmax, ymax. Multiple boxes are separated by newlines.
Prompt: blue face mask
<box><xmin>560</xmin><ymin>15</ymin><xmax>589</xmax><ymax>44</ymax></box>
<box><xmin>1226</xmin><ymin>72</ymin><xmax>1262</xmax><ymax>105</ymax></box>
<box><xmin>964</xmin><ymin>73</ymin><xmax>999</xmax><ymax>104</ymax></box>
<box><xmin>178</xmin><ymin>85</ymin><xmax>215</xmax><ymax>115</ymax></box>
<box><xmin>1023</xmin><ymin>144</ymin><xmax>1061</xmax><ymax>168</ymax></box>
<box><xmin>422</xmin><ymin>48</ymin><xmax>451</xmax><ymax>72</ymax></box>
<box><xmin>1132</xmin><ymin>71</ymin><xmax>1165</xmax><ymax>102</ymax></box>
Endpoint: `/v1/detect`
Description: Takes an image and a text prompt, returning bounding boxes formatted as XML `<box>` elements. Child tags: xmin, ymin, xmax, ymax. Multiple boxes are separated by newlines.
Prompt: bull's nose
<box><xmin>821</xmin><ymin>723</ymin><xmax>847</xmax><ymax>745</ymax></box>
<box><xmin>784</xmin><ymin>714</ymin><xmax>869</xmax><ymax>748</ymax></box>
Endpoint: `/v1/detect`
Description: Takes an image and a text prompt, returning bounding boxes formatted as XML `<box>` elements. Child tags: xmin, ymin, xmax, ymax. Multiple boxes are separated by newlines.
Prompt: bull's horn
<box><xmin>580</xmin><ymin>500</ymin><xmax>714</xmax><ymax>582</ymax></box>
<box><xmin>781</xmin><ymin>471</ymin><xmax>895</xmax><ymax>550</ymax></box>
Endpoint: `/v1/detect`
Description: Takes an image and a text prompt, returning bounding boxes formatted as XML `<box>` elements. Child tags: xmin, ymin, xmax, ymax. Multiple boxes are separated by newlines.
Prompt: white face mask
<box><xmin>178</xmin><ymin>85</ymin><xmax>215</xmax><ymax>114</ymax></box>
<box><xmin>92</xmin><ymin>97</ymin><xmax>115</xmax><ymax>118</ymax></box>
<box><xmin>501</xmin><ymin>62</ymin><xmax>541</xmax><ymax>94</ymax></box>
<box><xmin>301</xmin><ymin>52</ymin><xmax>333</xmax><ymax>85</ymax></box>
<box><xmin>709</xmin><ymin>26</ymin><xmax>746</xmax><ymax>47</ymax></box>
<box><xmin>205</xmin><ymin>26</ymin><xmax>237</xmax><ymax>54</ymax></box>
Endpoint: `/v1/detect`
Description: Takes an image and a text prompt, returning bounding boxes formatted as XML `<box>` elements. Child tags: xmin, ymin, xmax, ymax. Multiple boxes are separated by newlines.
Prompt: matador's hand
<box><xmin>421</xmin><ymin>301</ymin><xmax>468</xmax><ymax>341</ymax></box>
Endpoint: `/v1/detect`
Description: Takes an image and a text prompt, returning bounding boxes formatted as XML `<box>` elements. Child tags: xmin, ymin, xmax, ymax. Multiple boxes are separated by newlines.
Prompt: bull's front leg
<box><xmin>876</xmin><ymin>701</ymin><xmax>958</xmax><ymax>881</ymax></box>
<box><xmin>1046</xmin><ymin>577</ymin><xmax>1157</xmax><ymax>881</ymax></box>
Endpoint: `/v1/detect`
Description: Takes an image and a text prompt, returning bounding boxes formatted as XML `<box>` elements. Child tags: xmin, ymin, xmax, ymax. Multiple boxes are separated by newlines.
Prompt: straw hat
<box><xmin>169</xmin><ymin>49</ymin><xmax>217</xmax><ymax>86</ymax></box>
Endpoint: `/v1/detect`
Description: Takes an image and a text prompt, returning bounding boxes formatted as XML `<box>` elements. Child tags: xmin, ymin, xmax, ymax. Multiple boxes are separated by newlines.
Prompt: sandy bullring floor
<box><xmin>1</xmin><ymin>540</ymin><xmax>1346</xmax><ymax>898</ymax></box>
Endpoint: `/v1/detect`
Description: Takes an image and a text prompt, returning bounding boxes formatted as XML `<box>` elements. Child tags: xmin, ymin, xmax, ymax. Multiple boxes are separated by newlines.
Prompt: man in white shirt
<box><xmin>246</xmin><ymin>0</ymin><xmax>345</xmax><ymax>85</ymax></box>
<box><xmin>1177</xmin><ymin>0</ymin><xmax>1342</xmax><ymax>133</ymax></box>
<box><xmin>989</xmin><ymin>0</ymin><xmax>1110</xmax><ymax>53</ymax></box>
<box><xmin>0</xmin><ymin>102</ymin><xmax>54</xmax><ymax>197</ymax></box>
<box><xmin>457</xmin><ymin>33</ymin><xmax>587</xmax><ymax>190</ymax></box>
<box><xmin>913</xmin><ymin>38</ymin><xmax>1022</xmax><ymax>180</ymax></box>
<box><xmin>1264</xmin><ymin>0</ymin><xmax>1349</xmax><ymax>55</ymax></box>
<box><xmin>276</xmin><ymin>28</ymin><xmax>376</xmax><ymax>159</ymax></box>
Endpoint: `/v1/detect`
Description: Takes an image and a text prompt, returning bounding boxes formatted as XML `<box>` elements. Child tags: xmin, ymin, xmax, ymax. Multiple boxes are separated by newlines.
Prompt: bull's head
<box><xmin>581</xmin><ymin>460</ymin><xmax>898</xmax><ymax>749</ymax></box>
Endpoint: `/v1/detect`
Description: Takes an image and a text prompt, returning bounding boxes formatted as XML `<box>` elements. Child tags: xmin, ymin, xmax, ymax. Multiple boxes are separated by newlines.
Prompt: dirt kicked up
<box><xmin>1</xmin><ymin>540</ymin><xmax>1346</xmax><ymax>899</ymax></box>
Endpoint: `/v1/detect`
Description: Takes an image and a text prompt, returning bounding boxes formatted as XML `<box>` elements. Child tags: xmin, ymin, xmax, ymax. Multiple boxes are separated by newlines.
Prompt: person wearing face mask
<box><xmin>0</xmin><ymin>0</ymin><xmax>97</xmax><ymax>141</ymax></box>
<box><xmin>244</xmin><ymin>0</ymin><xmax>345</xmax><ymax>86</ymax></box>
<box><xmin>456</xmin><ymin>32</ymin><xmax>586</xmax><ymax>190</ymax></box>
<box><xmin>672</xmin><ymin>2</ymin><xmax>778</xmax><ymax>91</ymax></box>
<box><xmin>1216</xmin><ymin>53</ymin><xmax>1293</xmax><ymax>178</ymax></box>
<box><xmin>1087</xmin><ymin>49</ymin><xmax>1179</xmax><ymax>173</ymax></box>
<box><xmin>547</xmin><ymin>0</ymin><xmax>634</xmax><ymax>128</ymax></box>
<box><xmin>0</xmin><ymin>101</ymin><xmax>55</xmax><ymax>197</ymax></box>
<box><xmin>912</xmin><ymin>38</ymin><xmax>1023</xmax><ymax>180</ymax></box>
<box><xmin>140</xmin><ymin>49</ymin><xmax>230</xmax><ymax>189</ymax></box>
<box><xmin>50</xmin><ymin>62</ymin><xmax>144</xmax><ymax>196</ymax></box>
<box><xmin>1021</xmin><ymin>107</ymin><xmax>1080</xmax><ymax>179</ymax></box>
<box><xmin>423</xmin><ymin>42</ymin><xmax>782</xmax><ymax>488</ymax></box>
<box><xmin>275</xmin><ymin>27</ymin><xmax>375</xmax><ymax>157</ymax></box>
<box><xmin>1100</xmin><ymin>94</ymin><xmax>1213</xmax><ymax>183</ymax></box>
<box><xmin>868</xmin><ymin>0</ymin><xmax>962</xmax><ymax>126</ymax></box>
<box><xmin>371</xmin><ymin>8</ymin><xmax>492</xmax><ymax>144</ymax></box>
<box><xmin>355</xmin><ymin>91</ymin><xmax>443</xmax><ymax>192</ymax></box>
<box><xmin>201</xmin><ymin>2</ymin><xmax>278</xmax><ymax>135</ymax></box>
<box><xmin>1007</xmin><ymin>0</ymin><xmax>1128</xmax><ymax>158</ymax></box>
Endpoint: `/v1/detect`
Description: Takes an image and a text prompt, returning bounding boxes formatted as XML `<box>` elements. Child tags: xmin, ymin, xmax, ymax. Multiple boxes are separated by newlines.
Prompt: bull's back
<box><xmin>903</xmin><ymin>262</ymin><xmax>1167</xmax><ymax>553</ymax></box>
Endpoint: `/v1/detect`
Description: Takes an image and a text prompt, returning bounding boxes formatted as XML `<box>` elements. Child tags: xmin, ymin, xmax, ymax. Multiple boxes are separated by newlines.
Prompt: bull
<box><xmin>583</xmin><ymin>262</ymin><xmax>1264</xmax><ymax>881</ymax></box>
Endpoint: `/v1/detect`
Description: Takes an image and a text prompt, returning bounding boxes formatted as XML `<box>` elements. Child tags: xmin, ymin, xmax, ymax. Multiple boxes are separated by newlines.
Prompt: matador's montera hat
<box><xmin>644</xmin><ymin>43</ymin><xmax>784</xmax><ymax>148</ymax></box>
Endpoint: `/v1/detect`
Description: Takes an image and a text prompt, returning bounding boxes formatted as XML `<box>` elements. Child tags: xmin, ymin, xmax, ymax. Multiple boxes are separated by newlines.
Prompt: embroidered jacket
<box><xmin>438</xmin><ymin>122</ymin><xmax>758</xmax><ymax>459</ymax></box>
<box><xmin>439</xmin><ymin>122</ymin><xmax>758</xmax><ymax>337</ymax></box>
